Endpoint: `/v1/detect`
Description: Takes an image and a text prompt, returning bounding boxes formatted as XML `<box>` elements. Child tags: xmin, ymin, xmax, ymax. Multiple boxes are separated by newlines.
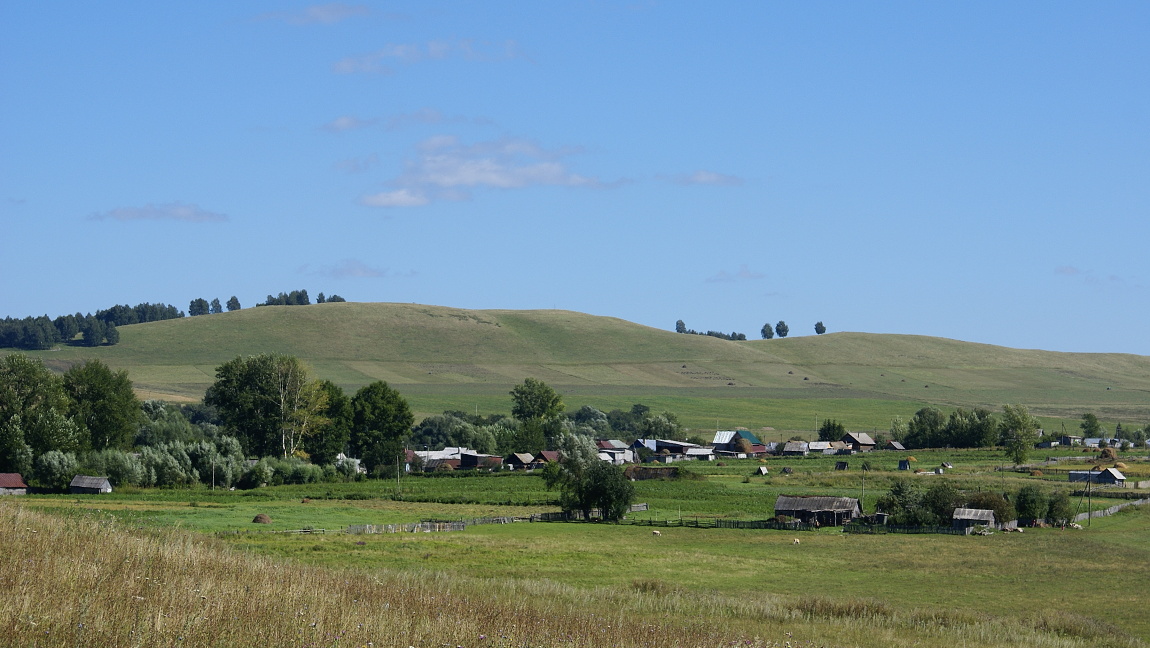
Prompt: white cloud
<box><xmin>360</xmin><ymin>136</ymin><xmax>606</xmax><ymax>208</ymax></box>
<box><xmin>359</xmin><ymin>188</ymin><xmax>429</xmax><ymax>208</ymax></box>
<box><xmin>668</xmin><ymin>170</ymin><xmax>744</xmax><ymax>186</ymax></box>
<box><xmin>384</xmin><ymin>107</ymin><xmax>493</xmax><ymax>131</ymax></box>
<box><xmin>321</xmin><ymin>115</ymin><xmax>376</xmax><ymax>132</ymax></box>
<box><xmin>333</xmin><ymin>39</ymin><xmax>526</xmax><ymax>74</ymax></box>
<box><xmin>91</xmin><ymin>202</ymin><xmax>227</xmax><ymax>223</ymax></box>
<box><xmin>256</xmin><ymin>3</ymin><xmax>371</xmax><ymax>25</ymax></box>
<box><xmin>706</xmin><ymin>264</ymin><xmax>765</xmax><ymax>283</ymax></box>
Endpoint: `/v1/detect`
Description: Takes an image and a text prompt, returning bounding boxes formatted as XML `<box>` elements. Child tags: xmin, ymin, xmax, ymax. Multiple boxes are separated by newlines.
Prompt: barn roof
<box><xmin>712</xmin><ymin>430</ymin><xmax>736</xmax><ymax>444</ymax></box>
<box><xmin>782</xmin><ymin>441</ymin><xmax>808</xmax><ymax>453</ymax></box>
<box><xmin>844</xmin><ymin>432</ymin><xmax>876</xmax><ymax>446</ymax></box>
<box><xmin>0</xmin><ymin>473</ymin><xmax>27</xmax><ymax>489</ymax></box>
<box><xmin>69</xmin><ymin>475</ymin><xmax>111</xmax><ymax>490</ymax></box>
<box><xmin>774</xmin><ymin>495</ymin><xmax>860</xmax><ymax>513</ymax></box>
<box><xmin>952</xmin><ymin>508</ymin><xmax>995</xmax><ymax>522</ymax></box>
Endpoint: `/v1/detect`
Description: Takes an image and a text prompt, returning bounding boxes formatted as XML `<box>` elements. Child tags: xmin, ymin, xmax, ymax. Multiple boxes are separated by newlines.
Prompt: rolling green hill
<box><xmin>15</xmin><ymin>302</ymin><xmax>1150</xmax><ymax>435</ymax></box>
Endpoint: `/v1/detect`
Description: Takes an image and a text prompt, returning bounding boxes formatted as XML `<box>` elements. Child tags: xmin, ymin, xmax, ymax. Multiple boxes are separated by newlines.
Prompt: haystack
<box><xmin>252</xmin><ymin>513</ymin><xmax>272</xmax><ymax>524</ymax></box>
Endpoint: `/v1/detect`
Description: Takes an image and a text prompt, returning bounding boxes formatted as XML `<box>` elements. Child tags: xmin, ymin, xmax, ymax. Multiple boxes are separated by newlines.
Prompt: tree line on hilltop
<box><xmin>0</xmin><ymin>289</ymin><xmax>348</xmax><ymax>350</ymax></box>
<box><xmin>673</xmin><ymin>320</ymin><xmax>828</xmax><ymax>341</ymax></box>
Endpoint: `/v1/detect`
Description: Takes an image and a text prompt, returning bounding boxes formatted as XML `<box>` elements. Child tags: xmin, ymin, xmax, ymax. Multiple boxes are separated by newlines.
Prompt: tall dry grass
<box><xmin>1</xmin><ymin>501</ymin><xmax>1139</xmax><ymax>648</ymax></box>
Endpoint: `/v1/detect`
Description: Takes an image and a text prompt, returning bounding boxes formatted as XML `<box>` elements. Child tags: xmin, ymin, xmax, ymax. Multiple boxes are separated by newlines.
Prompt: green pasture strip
<box><xmin>221</xmin><ymin>505</ymin><xmax>1150</xmax><ymax>641</ymax></box>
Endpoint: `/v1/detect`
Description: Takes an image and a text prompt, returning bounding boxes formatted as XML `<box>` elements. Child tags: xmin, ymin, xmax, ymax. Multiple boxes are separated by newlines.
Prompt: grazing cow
<box><xmin>651</xmin><ymin>530</ymin><xmax>662</xmax><ymax>536</ymax></box>
<box><xmin>792</xmin><ymin>538</ymin><xmax>800</xmax><ymax>545</ymax></box>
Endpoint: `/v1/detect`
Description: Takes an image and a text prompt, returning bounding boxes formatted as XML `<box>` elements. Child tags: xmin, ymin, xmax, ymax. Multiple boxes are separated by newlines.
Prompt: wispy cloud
<box><xmin>256</xmin><ymin>3</ymin><xmax>371</xmax><ymax>25</ymax></box>
<box><xmin>321</xmin><ymin>115</ymin><xmax>377</xmax><ymax>133</ymax></box>
<box><xmin>335</xmin><ymin>153</ymin><xmax>380</xmax><ymax>174</ymax></box>
<box><xmin>384</xmin><ymin>107</ymin><xmax>493</xmax><ymax>131</ymax></box>
<box><xmin>1055</xmin><ymin>265</ymin><xmax>1138</xmax><ymax>289</ymax></box>
<box><xmin>90</xmin><ymin>202</ymin><xmax>227</xmax><ymax>223</ymax></box>
<box><xmin>333</xmin><ymin>39</ymin><xmax>526</xmax><ymax>74</ymax></box>
<box><xmin>665</xmin><ymin>170</ymin><xmax>744</xmax><ymax>186</ymax></box>
<box><xmin>706</xmin><ymin>264</ymin><xmax>765</xmax><ymax>283</ymax></box>
<box><xmin>360</xmin><ymin>188</ymin><xmax>430</xmax><ymax>208</ymax></box>
<box><xmin>360</xmin><ymin>136</ymin><xmax>612</xmax><ymax>208</ymax></box>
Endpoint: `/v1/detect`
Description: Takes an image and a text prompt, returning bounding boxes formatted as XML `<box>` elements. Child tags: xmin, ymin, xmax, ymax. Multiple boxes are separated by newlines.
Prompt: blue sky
<box><xmin>2</xmin><ymin>2</ymin><xmax>1147</xmax><ymax>355</ymax></box>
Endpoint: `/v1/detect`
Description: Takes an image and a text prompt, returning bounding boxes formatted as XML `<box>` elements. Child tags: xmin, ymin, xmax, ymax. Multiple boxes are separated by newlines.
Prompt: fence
<box><xmin>1071</xmin><ymin>497</ymin><xmax>1149</xmax><ymax>523</ymax></box>
<box><xmin>346</xmin><ymin>521</ymin><xmax>467</xmax><ymax>534</ymax></box>
<box><xmin>843</xmin><ymin>524</ymin><xmax>966</xmax><ymax>536</ymax></box>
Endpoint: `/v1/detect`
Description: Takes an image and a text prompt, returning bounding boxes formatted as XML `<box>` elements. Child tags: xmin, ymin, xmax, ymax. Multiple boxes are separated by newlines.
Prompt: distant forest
<box><xmin>0</xmin><ymin>289</ymin><xmax>346</xmax><ymax>350</ymax></box>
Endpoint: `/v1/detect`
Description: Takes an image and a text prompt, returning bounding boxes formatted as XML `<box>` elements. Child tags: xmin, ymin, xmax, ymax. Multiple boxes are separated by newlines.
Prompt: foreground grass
<box><xmin>3</xmin><ymin>501</ymin><xmax>1143</xmax><ymax>648</ymax></box>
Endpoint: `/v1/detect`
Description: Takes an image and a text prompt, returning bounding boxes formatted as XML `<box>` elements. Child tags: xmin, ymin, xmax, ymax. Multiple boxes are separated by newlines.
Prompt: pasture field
<box><xmin>6</xmin><ymin>501</ymin><xmax>1146</xmax><ymax>648</ymax></box>
<box><xmin>15</xmin><ymin>447</ymin><xmax>1150</xmax><ymax>645</ymax></box>
<box><xmin>16</xmin><ymin>302</ymin><xmax>1150</xmax><ymax>431</ymax></box>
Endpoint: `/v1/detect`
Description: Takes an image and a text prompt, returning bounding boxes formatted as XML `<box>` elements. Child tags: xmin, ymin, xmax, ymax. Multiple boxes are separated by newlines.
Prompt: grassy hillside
<box><xmin>15</xmin><ymin>302</ymin><xmax>1150</xmax><ymax>433</ymax></box>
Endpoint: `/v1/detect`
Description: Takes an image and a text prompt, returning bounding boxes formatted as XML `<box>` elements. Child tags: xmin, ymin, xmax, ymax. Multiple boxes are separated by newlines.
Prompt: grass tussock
<box><xmin>2</xmin><ymin>501</ymin><xmax>1143</xmax><ymax>648</ymax></box>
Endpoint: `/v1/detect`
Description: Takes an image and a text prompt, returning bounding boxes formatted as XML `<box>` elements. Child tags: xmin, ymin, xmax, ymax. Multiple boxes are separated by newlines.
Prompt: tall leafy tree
<box><xmin>204</xmin><ymin>354</ymin><xmax>328</xmax><ymax>458</ymax></box>
<box><xmin>904</xmin><ymin>407</ymin><xmax>946</xmax><ymax>448</ymax></box>
<box><xmin>350</xmin><ymin>381</ymin><xmax>413</xmax><ymax>475</ymax></box>
<box><xmin>205</xmin><ymin>354</ymin><xmax>284</xmax><ymax>456</ymax></box>
<box><xmin>675</xmin><ymin>319</ymin><xmax>687</xmax><ymax>334</ymax></box>
<box><xmin>188</xmin><ymin>298</ymin><xmax>210</xmax><ymax>316</ymax></box>
<box><xmin>1080</xmin><ymin>413</ymin><xmax>1102</xmax><ymax>438</ymax></box>
<box><xmin>63</xmin><ymin>359</ymin><xmax>141</xmax><ymax>451</ymax></box>
<box><xmin>814</xmin><ymin>321</ymin><xmax>827</xmax><ymax>335</ymax></box>
<box><xmin>760</xmin><ymin>323</ymin><xmax>774</xmax><ymax>339</ymax></box>
<box><xmin>303</xmin><ymin>380</ymin><xmax>352</xmax><ymax>465</ymax></box>
<box><xmin>0</xmin><ymin>353</ymin><xmax>81</xmax><ymax>455</ymax></box>
<box><xmin>226</xmin><ymin>296</ymin><xmax>241</xmax><ymax>311</ymax></box>
<box><xmin>1001</xmin><ymin>404</ymin><xmax>1040</xmax><ymax>465</ymax></box>
<box><xmin>774</xmin><ymin>321</ymin><xmax>789</xmax><ymax>338</ymax></box>
<box><xmin>510</xmin><ymin>378</ymin><xmax>564</xmax><ymax>422</ymax></box>
<box><xmin>210</xmin><ymin>298</ymin><xmax>223</xmax><ymax>314</ymax></box>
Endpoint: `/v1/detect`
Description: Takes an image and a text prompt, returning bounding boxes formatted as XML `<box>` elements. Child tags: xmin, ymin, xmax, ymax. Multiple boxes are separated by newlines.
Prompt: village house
<box><xmin>503</xmin><ymin>452</ymin><xmax>536</xmax><ymax>470</ymax></box>
<box><xmin>842</xmin><ymin>432</ymin><xmax>876</xmax><ymax>452</ymax></box>
<box><xmin>1069</xmin><ymin>468</ymin><xmax>1126</xmax><ymax>486</ymax></box>
<box><xmin>780</xmin><ymin>441</ymin><xmax>809</xmax><ymax>456</ymax></box>
<box><xmin>595</xmin><ymin>439</ymin><xmax>635</xmax><ymax>465</ymax></box>
<box><xmin>711</xmin><ymin>430</ymin><xmax>766</xmax><ymax>457</ymax></box>
<box><xmin>0</xmin><ymin>473</ymin><xmax>28</xmax><ymax>495</ymax></box>
<box><xmin>773</xmin><ymin>494</ymin><xmax>861</xmax><ymax>526</ymax></box>
<box><xmin>885</xmin><ymin>440</ymin><xmax>906</xmax><ymax>451</ymax></box>
<box><xmin>69</xmin><ymin>475</ymin><xmax>112</xmax><ymax>494</ymax></box>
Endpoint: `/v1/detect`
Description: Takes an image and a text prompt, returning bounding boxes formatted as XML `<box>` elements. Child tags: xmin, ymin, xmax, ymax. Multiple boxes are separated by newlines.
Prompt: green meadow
<box><xmin>16</xmin><ymin>302</ymin><xmax>1150</xmax><ymax>433</ymax></box>
<box><xmin>18</xmin><ymin>449</ymin><xmax>1150</xmax><ymax>645</ymax></box>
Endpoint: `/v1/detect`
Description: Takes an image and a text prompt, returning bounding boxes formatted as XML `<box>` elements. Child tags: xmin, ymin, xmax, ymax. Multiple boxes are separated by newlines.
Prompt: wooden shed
<box><xmin>69</xmin><ymin>475</ymin><xmax>112</xmax><ymax>494</ymax></box>
<box><xmin>773</xmin><ymin>495</ymin><xmax>861</xmax><ymax>526</ymax></box>
<box><xmin>951</xmin><ymin>508</ymin><xmax>995</xmax><ymax>531</ymax></box>
<box><xmin>0</xmin><ymin>473</ymin><xmax>28</xmax><ymax>495</ymax></box>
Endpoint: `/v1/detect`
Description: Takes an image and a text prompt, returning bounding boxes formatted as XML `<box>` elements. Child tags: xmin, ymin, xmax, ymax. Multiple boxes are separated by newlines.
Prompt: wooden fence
<box><xmin>843</xmin><ymin>524</ymin><xmax>966</xmax><ymax>536</ymax></box>
<box><xmin>1071</xmin><ymin>497</ymin><xmax>1149</xmax><ymax>523</ymax></box>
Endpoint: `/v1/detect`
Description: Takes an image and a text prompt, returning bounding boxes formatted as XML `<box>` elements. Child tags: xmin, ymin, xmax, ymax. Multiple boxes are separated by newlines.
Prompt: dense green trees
<box><xmin>543</xmin><ymin>430</ymin><xmax>634</xmax><ymax>521</ymax></box>
<box><xmin>901</xmin><ymin>406</ymin><xmax>999</xmax><ymax>450</ymax></box>
<box><xmin>774</xmin><ymin>321</ymin><xmax>789</xmax><ymax>338</ymax></box>
<box><xmin>188</xmin><ymin>298</ymin><xmax>211</xmax><ymax>316</ymax></box>
<box><xmin>226</xmin><ymin>296</ymin><xmax>241</xmax><ymax>311</ymax></box>
<box><xmin>1080</xmin><ymin>413</ymin><xmax>1102</xmax><ymax>437</ymax></box>
<box><xmin>204</xmin><ymin>354</ymin><xmax>331</xmax><ymax>458</ymax></box>
<box><xmin>814</xmin><ymin>321</ymin><xmax>827</xmax><ymax>335</ymax></box>
<box><xmin>818</xmin><ymin>419</ymin><xmax>846</xmax><ymax>442</ymax></box>
<box><xmin>350</xmin><ymin>381</ymin><xmax>414</xmax><ymax>476</ymax></box>
<box><xmin>761</xmin><ymin>323</ymin><xmax>774</xmax><ymax>339</ymax></box>
<box><xmin>64</xmin><ymin>359</ymin><xmax>141</xmax><ymax>451</ymax></box>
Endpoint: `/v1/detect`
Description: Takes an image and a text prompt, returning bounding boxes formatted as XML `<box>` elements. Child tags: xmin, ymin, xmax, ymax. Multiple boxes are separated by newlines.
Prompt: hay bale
<box><xmin>1030</xmin><ymin>470</ymin><xmax>1044</xmax><ymax>477</ymax></box>
<box><xmin>252</xmin><ymin>513</ymin><xmax>272</xmax><ymax>524</ymax></box>
<box><xmin>1114</xmin><ymin>462</ymin><xmax>1128</xmax><ymax>470</ymax></box>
